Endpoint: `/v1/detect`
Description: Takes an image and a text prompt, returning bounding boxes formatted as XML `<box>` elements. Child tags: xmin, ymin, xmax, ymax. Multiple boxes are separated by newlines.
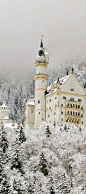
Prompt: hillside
<box><xmin>0</xmin><ymin>123</ymin><xmax>86</xmax><ymax>193</ymax></box>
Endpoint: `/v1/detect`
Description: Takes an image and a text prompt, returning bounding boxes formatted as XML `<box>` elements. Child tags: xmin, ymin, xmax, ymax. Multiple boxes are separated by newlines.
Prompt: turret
<box><xmin>34</xmin><ymin>37</ymin><xmax>49</xmax><ymax>128</ymax></box>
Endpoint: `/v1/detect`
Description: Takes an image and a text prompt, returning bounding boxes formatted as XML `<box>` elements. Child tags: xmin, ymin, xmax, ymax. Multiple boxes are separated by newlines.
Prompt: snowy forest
<box><xmin>0</xmin><ymin>123</ymin><xmax>86</xmax><ymax>193</ymax></box>
<box><xmin>0</xmin><ymin>60</ymin><xmax>86</xmax><ymax>193</ymax></box>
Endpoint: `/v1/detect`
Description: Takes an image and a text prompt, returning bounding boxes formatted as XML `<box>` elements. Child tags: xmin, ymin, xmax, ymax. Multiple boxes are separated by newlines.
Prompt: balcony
<box><xmin>65</xmin><ymin>114</ymin><xmax>81</xmax><ymax>124</ymax></box>
<box><xmin>65</xmin><ymin>100</ymin><xmax>81</xmax><ymax>110</ymax></box>
<box><xmin>65</xmin><ymin>114</ymin><xmax>81</xmax><ymax>119</ymax></box>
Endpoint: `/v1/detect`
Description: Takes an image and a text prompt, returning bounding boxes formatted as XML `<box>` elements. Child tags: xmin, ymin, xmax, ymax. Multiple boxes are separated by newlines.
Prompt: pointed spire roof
<box><xmin>40</xmin><ymin>36</ymin><xmax>43</xmax><ymax>47</ymax></box>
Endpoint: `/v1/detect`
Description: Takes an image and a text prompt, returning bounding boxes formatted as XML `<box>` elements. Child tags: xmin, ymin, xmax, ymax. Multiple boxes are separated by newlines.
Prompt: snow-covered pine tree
<box><xmin>18</xmin><ymin>126</ymin><xmax>26</xmax><ymax>144</ymax></box>
<box><xmin>39</xmin><ymin>152</ymin><xmax>48</xmax><ymax>176</ymax></box>
<box><xmin>0</xmin><ymin>126</ymin><xmax>10</xmax><ymax>193</ymax></box>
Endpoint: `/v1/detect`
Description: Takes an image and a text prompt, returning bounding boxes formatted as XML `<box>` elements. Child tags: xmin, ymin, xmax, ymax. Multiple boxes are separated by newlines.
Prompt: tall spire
<box><xmin>40</xmin><ymin>35</ymin><xmax>43</xmax><ymax>47</ymax></box>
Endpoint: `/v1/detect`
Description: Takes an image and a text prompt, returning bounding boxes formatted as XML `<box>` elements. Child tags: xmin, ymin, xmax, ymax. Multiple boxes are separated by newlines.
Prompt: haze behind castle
<box><xmin>1</xmin><ymin>0</ymin><xmax>86</xmax><ymax>76</ymax></box>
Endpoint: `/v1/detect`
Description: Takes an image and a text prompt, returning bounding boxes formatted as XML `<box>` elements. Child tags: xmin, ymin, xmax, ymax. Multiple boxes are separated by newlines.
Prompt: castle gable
<box><xmin>60</xmin><ymin>73</ymin><xmax>85</xmax><ymax>95</ymax></box>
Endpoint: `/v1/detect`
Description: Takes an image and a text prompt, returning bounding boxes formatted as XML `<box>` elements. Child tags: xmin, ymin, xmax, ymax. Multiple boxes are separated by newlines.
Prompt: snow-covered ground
<box><xmin>1</xmin><ymin>122</ymin><xmax>86</xmax><ymax>193</ymax></box>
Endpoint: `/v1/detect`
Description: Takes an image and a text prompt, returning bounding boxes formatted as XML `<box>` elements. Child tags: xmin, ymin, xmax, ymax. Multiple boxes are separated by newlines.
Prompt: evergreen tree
<box><xmin>50</xmin><ymin>186</ymin><xmax>55</xmax><ymax>194</ymax></box>
<box><xmin>46</xmin><ymin>125</ymin><xmax>51</xmax><ymax>137</ymax></box>
<box><xmin>10</xmin><ymin>139</ymin><xmax>23</xmax><ymax>173</ymax></box>
<box><xmin>18</xmin><ymin>126</ymin><xmax>26</xmax><ymax>144</ymax></box>
<box><xmin>0</xmin><ymin>126</ymin><xmax>8</xmax><ymax>153</ymax></box>
<box><xmin>0</xmin><ymin>127</ymin><xmax>10</xmax><ymax>193</ymax></box>
<box><xmin>64</xmin><ymin>124</ymin><xmax>68</xmax><ymax>132</ymax></box>
<box><xmin>39</xmin><ymin>152</ymin><xmax>48</xmax><ymax>176</ymax></box>
<box><xmin>0</xmin><ymin>174</ymin><xmax>10</xmax><ymax>194</ymax></box>
<box><xmin>13</xmin><ymin>179</ymin><xmax>25</xmax><ymax>194</ymax></box>
<box><xmin>11</xmin><ymin>153</ymin><xmax>22</xmax><ymax>171</ymax></box>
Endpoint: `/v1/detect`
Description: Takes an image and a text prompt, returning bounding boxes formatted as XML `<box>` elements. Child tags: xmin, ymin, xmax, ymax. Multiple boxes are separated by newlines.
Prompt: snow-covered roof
<box><xmin>4</xmin><ymin>116</ymin><xmax>9</xmax><ymax>120</ymax></box>
<box><xmin>59</xmin><ymin>74</ymin><xmax>70</xmax><ymax>85</ymax></box>
<box><xmin>26</xmin><ymin>99</ymin><xmax>35</xmax><ymax>106</ymax></box>
<box><xmin>47</xmin><ymin>74</ymin><xmax>70</xmax><ymax>94</ymax></box>
<box><xmin>4</xmin><ymin>122</ymin><xmax>18</xmax><ymax>129</ymax></box>
<box><xmin>0</xmin><ymin>103</ymin><xmax>9</xmax><ymax>108</ymax></box>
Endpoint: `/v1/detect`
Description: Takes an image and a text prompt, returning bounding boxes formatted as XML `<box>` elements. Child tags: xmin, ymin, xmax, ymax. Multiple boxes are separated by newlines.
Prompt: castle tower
<box><xmin>34</xmin><ymin>37</ymin><xmax>49</xmax><ymax>128</ymax></box>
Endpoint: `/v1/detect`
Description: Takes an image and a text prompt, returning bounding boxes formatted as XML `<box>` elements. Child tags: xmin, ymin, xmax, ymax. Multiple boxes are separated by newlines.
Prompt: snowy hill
<box><xmin>1</xmin><ymin>123</ymin><xmax>86</xmax><ymax>193</ymax></box>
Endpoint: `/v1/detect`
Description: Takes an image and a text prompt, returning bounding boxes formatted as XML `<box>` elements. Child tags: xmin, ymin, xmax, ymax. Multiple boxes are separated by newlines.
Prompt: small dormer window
<box><xmin>70</xmin><ymin>88</ymin><xmax>74</xmax><ymax>91</ymax></box>
<box><xmin>63</xmin><ymin>96</ymin><xmax>66</xmax><ymax>100</ymax></box>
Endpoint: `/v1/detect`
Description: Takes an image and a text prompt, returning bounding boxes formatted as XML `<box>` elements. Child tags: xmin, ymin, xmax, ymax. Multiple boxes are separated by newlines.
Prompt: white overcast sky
<box><xmin>0</xmin><ymin>0</ymin><xmax>86</xmax><ymax>75</ymax></box>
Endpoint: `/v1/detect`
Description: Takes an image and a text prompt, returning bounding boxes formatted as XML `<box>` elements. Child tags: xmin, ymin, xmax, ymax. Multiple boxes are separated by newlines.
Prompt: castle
<box><xmin>25</xmin><ymin>38</ymin><xmax>86</xmax><ymax>129</ymax></box>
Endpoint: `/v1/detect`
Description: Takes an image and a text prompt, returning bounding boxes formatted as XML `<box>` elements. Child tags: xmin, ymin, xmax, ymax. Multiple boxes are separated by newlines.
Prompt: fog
<box><xmin>0</xmin><ymin>0</ymin><xmax>86</xmax><ymax>75</ymax></box>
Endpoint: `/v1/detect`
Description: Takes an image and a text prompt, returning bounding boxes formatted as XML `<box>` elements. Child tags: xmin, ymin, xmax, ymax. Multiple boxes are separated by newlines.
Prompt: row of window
<box><xmin>47</xmin><ymin>96</ymin><xmax>82</xmax><ymax>103</ymax></box>
<box><xmin>66</xmin><ymin>104</ymin><xmax>81</xmax><ymax>109</ymax></box>
<box><xmin>48</xmin><ymin>119</ymin><xmax>83</xmax><ymax>124</ymax></box>
<box><xmin>66</xmin><ymin>118</ymin><xmax>83</xmax><ymax>124</ymax></box>
<box><xmin>63</xmin><ymin>96</ymin><xmax>82</xmax><ymax>102</ymax></box>
<box><xmin>66</xmin><ymin>118</ymin><xmax>80</xmax><ymax>124</ymax></box>
<box><xmin>0</xmin><ymin>107</ymin><xmax>9</xmax><ymax>110</ymax></box>
<box><xmin>67</xmin><ymin>111</ymin><xmax>83</xmax><ymax>116</ymax></box>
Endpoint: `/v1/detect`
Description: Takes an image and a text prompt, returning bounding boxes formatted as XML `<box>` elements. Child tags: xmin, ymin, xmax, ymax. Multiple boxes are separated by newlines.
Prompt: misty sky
<box><xmin>0</xmin><ymin>0</ymin><xmax>86</xmax><ymax>75</ymax></box>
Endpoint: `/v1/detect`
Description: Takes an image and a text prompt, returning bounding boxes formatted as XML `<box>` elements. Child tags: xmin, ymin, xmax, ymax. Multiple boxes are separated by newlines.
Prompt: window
<box><xmin>63</xmin><ymin>96</ymin><xmax>66</xmax><ymax>100</ymax></box>
<box><xmin>49</xmin><ymin>99</ymin><xmax>51</xmax><ymax>102</ymax></box>
<box><xmin>82</xmin><ymin>121</ymin><xmax>83</xmax><ymax>124</ymax></box>
<box><xmin>49</xmin><ymin>107</ymin><xmax>51</xmax><ymax>110</ymax></box>
<box><xmin>61</xmin><ymin>111</ymin><xmax>63</xmax><ymax>114</ymax></box>
<box><xmin>78</xmin><ymin>99</ymin><xmax>82</xmax><ymax>102</ymax></box>
<box><xmin>38</xmin><ymin>100</ymin><xmax>40</xmax><ymax>104</ymax></box>
<box><xmin>54</xmin><ymin>112</ymin><xmax>56</xmax><ymax>115</ymax></box>
<box><xmin>81</xmin><ymin>107</ymin><xmax>83</xmax><ymax>110</ymax></box>
<box><xmin>61</xmin><ymin>118</ymin><xmax>63</xmax><ymax>121</ymax></box>
<box><xmin>67</xmin><ymin>103</ymin><xmax>69</xmax><ymax>107</ymax></box>
<box><xmin>70</xmin><ymin>88</ymin><xmax>74</xmax><ymax>91</ymax></box>
<box><xmin>70</xmin><ymin>98</ymin><xmax>74</xmax><ymax>101</ymax></box>
<box><xmin>39</xmin><ymin>112</ymin><xmax>40</xmax><ymax>115</ymax></box>
<box><xmin>55</xmin><ymin>96</ymin><xmax>57</xmax><ymax>99</ymax></box>
<box><xmin>70</xmin><ymin>104</ymin><xmax>72</xmax><ymax>108</ymax></box>
<box><xmin>78</xmin><ymin>105</ymin><xmax>80</xmax><ymax>109</ymax></box>
<box><xmin>43</xmin><ymin>80</ymin><xmax>44</xmax><ymax>82</ymax></box>
<box><xmin>61</xmin><ymin>104</ymin><xmax>63</xmax><ymax>107</ymax></box>
<box><xmin>48</xmin><ymin>115</ymin><xmax>50</xmax><ymax>118</ymax></box>
<box><xmin>31</xmin><ymin>108</ymin><xmax>33</xmax><ymax>113</ymax></box>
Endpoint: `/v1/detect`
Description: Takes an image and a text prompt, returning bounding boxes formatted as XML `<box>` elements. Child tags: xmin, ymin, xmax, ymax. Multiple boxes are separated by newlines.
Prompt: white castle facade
<box><xmin>25</xmin><ymin>39</ymin><xmax>86</xmax><ymax>129</ymax></box>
